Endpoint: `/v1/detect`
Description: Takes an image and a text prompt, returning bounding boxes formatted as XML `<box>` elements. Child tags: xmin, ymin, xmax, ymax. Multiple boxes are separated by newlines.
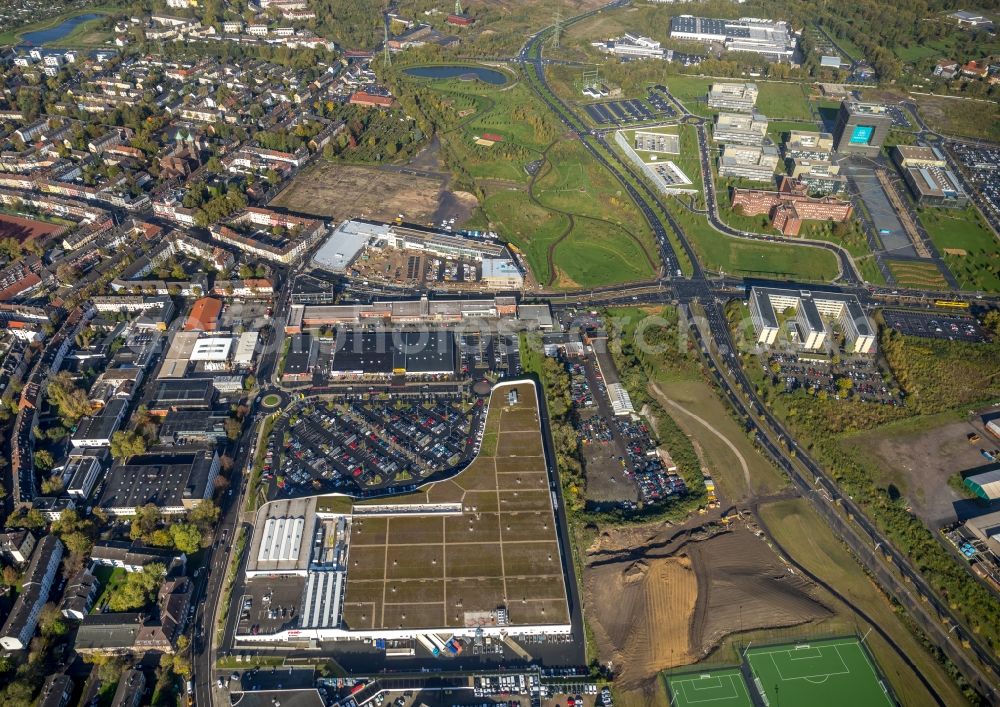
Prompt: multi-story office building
<box><xmin>891</xmin><ymin>145</ymin><xmax>968</xmax><ymax>207</ymax></box>
<box><xmin>713</xmin><ymin>112</ymin><xmax>768</xmax><ymax>145</ymax></box>
<box><xmin>832</xmin><ymin>101</ymin><xmax>892</xmax><ymax>156</ymax></box>
<box><xmin>784</xmin><ymin>130</ymin><xmax>834</xmax><ymax>158</ymax></box>
<box><xmin>707</xmin><ymin>82</ymin><xmax>759</xmax><ymax>112</ymax></box>
<box><xmin>719</xmin><ymin>144</ymin><xmax>779</xmax><ymax>181</ymax></box>
<box><xmin>732</xmin><ymin>177</ymin><xmax>853</xmax><ymax>235</ymax></box>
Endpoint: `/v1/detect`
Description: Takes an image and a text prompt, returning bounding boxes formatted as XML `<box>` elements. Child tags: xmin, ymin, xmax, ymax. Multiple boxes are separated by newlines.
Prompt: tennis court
<box><xmin>666</xmin><ymin>668</ymin><xmax>754</xmax><ymax>707</ymax></box>
<box><xmin>745</xmin><ymin>638</ymin><xmax>896</xmax><ymax>707</ymax></box>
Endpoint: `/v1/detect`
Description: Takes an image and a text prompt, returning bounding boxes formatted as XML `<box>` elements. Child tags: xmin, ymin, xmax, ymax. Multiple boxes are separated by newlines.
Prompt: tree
<box><xmin>88</xmin><ymin>654</ymin><xmax>127</xmax><ymax>684</ymax></box>
<box><xmin>33</xmin><ymin>451</ymin><xmax>55</xmax><ymax>473</ymax></box>
<box><xmin>39</xmin><ymin>603</ymin><xmax>66</xmax><ymax>637</ymax></box>
<box><xmin>46</xmin><ymin>371</ymin><xmax>93</xmax><ymax>423</ymax></box>
<box><xmin>224</xmin><ymin>417</ymin><xmax>242</xmax><ymax>441</ymax></box>
<box><xmin>169</xmin><ymin>523</ymin><xmax>202</xmax><ymax>554</ymax></box>
<box><xmin>189</xmin><ymin>501</ymin><xmax>220</xmax><ymax>530</ymax></box>
<box><xmin>55</xmin><ymin>263</ymin><xmax>80</xmax><ymax>283</ymax></box>
<box><xmin>111</xmin><ymin>430</ymin><xmax>147</xmax><ymax>460</ymax></box>
<box><xmin>171</xmin><ymin>653</ymin><xmax>193</xmax><ymax>679</ymax></box>
<box><xmin>131</xmin><ymin>503</ymin><xmax>161</xmax><ymax>541</ymax></box>
<box><xmin>62</xmin><ymin>531</ymin><xmax>93</xmax><ymax>558</ymax></box>
<box><xmin>107</xmin><ymin>563</ymin><xmax>164</xmax><ymax>612</ymax></box>
<box><xmin>984</xmin><ymin>310</ymin><xmax>1000</xmax><ymax>339</ymax></box>
<box><xmin>2</xmin><ymin>566</ymin><xmax>19</xmax><ymax>587</ymax></box>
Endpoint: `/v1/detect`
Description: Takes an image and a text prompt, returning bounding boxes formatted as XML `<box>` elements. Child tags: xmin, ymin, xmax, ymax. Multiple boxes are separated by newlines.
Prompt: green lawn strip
<box><xmin>857</xmin><ymin>256</ymin><xmax>888</xmax><ymax>285</ymax></box>
<box><xmin>665</xmin><ymin>200</ymin><xmax>840</xmax><ymax>281</ymax></box>
<box><xmin>919</xmin><ymin>205</ymin><xmax>1000</xmax><ymax>292</ymax></box>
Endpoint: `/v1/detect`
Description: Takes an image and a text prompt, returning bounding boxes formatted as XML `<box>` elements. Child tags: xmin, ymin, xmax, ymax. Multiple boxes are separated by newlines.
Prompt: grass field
<box><xmin>746</xmin><ymin>638</ymin><xmax>894</xmax><ymax>707</ymax></box>
<box><xmin>919</xmin><ymin>206</ymin><xmax>1000</xmax><ymax>292</ymax></box>
<box><xmin>666</xmin><ymin>202</ymin><xmax>841</xmax><ymax>281</ymax></box>
<box><xmin>909</xmin><ymin>94</ymin><xmax>1000</xmax><ymax>142</ymax></box>
<box><xmin>662</xmin><ymin>77</ymin><xmax>816</xmax><ymax>121</ymax></box>
<box><xmin>754</xmin><ymin>82</ymin><xmax>815</xmax><ymax>120</ymax></box>
<box><xmin>401</xmin><ymin>71</ymin><xmax>660</xmax><ymax>289</ymax></box>
<box><xmin>885</xmin><ymin>259</ymin><xmax>949</xmax><ymax>289</ymax></box>
<box><xmin>649</xmin><ymin>380</ymin><xmax>788</xmax><ymax>501</ymax></box>
<box><xmin>666</xmin><ymin>669</ymin><xmax>754</xmax><ymax>707</ymax></box>
<box><xmin>343</xmin><ymin>382</ymin><xmax>570</xmax><ymax>630</ymax></box>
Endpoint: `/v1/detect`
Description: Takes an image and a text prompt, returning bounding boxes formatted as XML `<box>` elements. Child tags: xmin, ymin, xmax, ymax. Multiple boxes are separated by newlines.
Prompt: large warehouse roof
<box><xmin>965</xmin><ymin>467</ymin><xmax>1000</xmax><ymax>501</ymax></box>
<box><xmin>247</xmin><ymin>498</ymin><xmax>318</xmax><ymax>576</ymax></box>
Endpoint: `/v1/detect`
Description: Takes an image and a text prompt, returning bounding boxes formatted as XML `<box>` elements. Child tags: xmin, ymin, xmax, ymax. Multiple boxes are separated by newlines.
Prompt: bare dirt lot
<box><xmin>271</xmin><ymin>162</ymin><xmax>447</xmax><ymax>223</ymax></box>
<box><xmin>586</xmin><ymin>555</ymin><xmax>697</xmax><ymax>686</ymax></box>
<box><xmin>0</xmin><ymin>213</ymin><xmax>66</xmax><ymax>242</ymax></box>
<box><xmin>685</xmin><ymin>528</ymin><xmax>831</xmax><ymax>654</ymax></box>
<box><xmin>583</xmin><ymin>523</ymin><xmax>829</xmax><ymax>692</ymax></box>
<box><xmin>851</xmin><ymin>410</ymin><xmax>1000</xmax><ymax>526</ymax></box>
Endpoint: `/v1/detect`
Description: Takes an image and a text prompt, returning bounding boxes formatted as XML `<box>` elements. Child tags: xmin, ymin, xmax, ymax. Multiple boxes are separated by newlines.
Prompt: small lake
<box><xmin>22</xmin><ymin>13</ymin><xmax>103</xmax><ymax>45</ymax></box>
<box><xmin>404</xmin><ymin>65</ymin><xmax>508</xmax><ymax>85</ymax></box>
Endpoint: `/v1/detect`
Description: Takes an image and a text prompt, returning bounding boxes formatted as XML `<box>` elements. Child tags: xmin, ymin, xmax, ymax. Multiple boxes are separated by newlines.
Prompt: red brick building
<box><xmin>349</xmin><ymin>91</ymin><xmax>394</xmax><ymax>108</ymax></box>
<box><xmin>731</xmin><ymin>177</ymin><xmax>853</xmax><ymax>236</ymax></box>
<box><xmin>446</xmin><ymin>13</ymin><xmax>475</xmax><ymax>26</ymax></box>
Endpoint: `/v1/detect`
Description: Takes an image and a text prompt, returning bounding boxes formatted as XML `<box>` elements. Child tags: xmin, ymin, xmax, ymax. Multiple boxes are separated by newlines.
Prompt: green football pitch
<box><xmin>745</xmin><ymin>638</ymin><xmax>895</xmax><ymax>707</ymax></box>
<box><xmin>666</xmin><ymin>669</ymin><xmax>754</xmax><ymax>707</ymax></box>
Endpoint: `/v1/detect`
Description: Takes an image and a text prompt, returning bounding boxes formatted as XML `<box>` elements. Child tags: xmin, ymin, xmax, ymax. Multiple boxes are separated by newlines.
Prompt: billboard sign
<box><xmin>850</xmin><ymin>125</ymin><xmax>875</xmax><ymax>145</ymax></box>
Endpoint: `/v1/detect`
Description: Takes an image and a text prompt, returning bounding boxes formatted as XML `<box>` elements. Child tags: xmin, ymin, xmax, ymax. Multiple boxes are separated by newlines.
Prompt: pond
<box><xmin>21</xmin><ymin>13</ymin><xmax>103</xmax><ymax>45</ymax></box>
<box><xmin>404</xmin><ymin>64</ymin><xmax>508</xmax><ymax>85</ymax></box>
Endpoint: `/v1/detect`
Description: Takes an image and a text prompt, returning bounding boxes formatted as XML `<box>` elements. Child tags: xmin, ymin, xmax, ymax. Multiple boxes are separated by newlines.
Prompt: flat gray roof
<box><xmin>312</xmin><ymin>220</ymin><xmax>385</xmax><ymax>273</ymax></box>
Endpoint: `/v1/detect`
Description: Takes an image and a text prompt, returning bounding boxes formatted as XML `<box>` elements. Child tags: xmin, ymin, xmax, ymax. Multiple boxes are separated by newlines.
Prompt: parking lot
<box><xmin>567</xmin><ymin>352</ymin><xmax>687</xmax><ymax>507</ymax></box>
<box><xmin>883</xmin><ymin>309</ymin><xmax>988</xmax><ymax>342</ymax></box>
<box><xmin>950</xmin><ymin>142</ymin><xmax>1000</xmax><ymax>220</ymax></box>
<box><xmin>763</xmin><ymin>353</ymin><xmax>902</xmax><ymax>404</ymax></box>
<box><xmin>885</xmin><ymin>105</ymin><xmax>912</xmax><ymax>129</ymax></box>
<box><xmin>582</xmin><ymin>89</ymin><xmax>676</xmax><ymax>125</ymax></box>
<box><xmin>267</xmin><ymin>397</ymin><xmax>483</xmax><ymax>494</ymax></box>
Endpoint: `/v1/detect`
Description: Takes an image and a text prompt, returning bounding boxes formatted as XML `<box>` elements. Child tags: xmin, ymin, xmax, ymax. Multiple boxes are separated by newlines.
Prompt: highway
<box><xmin>513</xmin><ymin>4</ymin><xmax>1000</xmax><ymax>701</ymax></box>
